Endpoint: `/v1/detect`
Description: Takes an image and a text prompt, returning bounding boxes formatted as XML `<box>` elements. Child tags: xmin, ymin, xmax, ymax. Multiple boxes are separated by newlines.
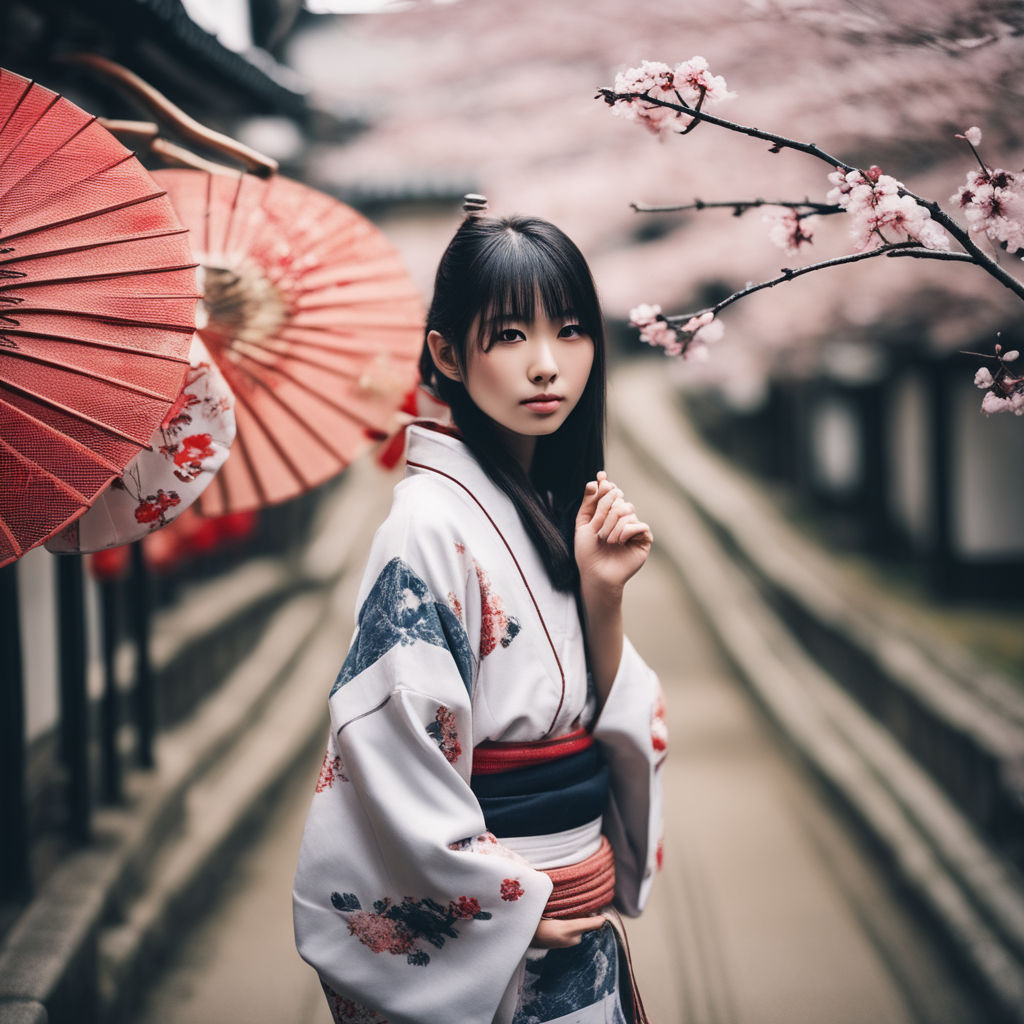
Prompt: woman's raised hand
<box><xmin>574</xmin><ymin>471</ymin><xmax>652</xmax><ymax>594</ymax></box>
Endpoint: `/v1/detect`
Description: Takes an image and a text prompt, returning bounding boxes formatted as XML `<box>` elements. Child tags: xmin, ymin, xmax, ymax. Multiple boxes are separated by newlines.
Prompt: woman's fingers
<box><xmin>607</xmin><ymin>508</ymin><xmax>638</xmax><ymax>544</ymax></box>
<box><xmin>532</xmin><ymin>915</ymin><xmax>607</xmax><ymax>949</ymax></box>
<box><xmin>599</xmin><ymin>500</ymin><xmax>633</xmax><ymax>541</ymax></box>
<box><xmin>577</xmin><ymin>475</ymin><xmax>647</xmax><ymax>548</ymax></box>
<box><xmin>618</xmin><ymin>520</ymin><xmax>652</xmax><ymax>545</ymax></box>
<box><xmin>576</xmin><ymin>476</ymin><xmax>614</xmax><ymax>528</ymax></box>
<box><xmin>589</xmin><ymin>485</ymin><xmax>622</xmax><ymax>534</ymax></box>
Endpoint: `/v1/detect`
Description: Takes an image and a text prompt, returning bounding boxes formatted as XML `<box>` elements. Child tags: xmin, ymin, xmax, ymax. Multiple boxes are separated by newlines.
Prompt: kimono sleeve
<box><xmin>292</xmin><ymin>518</ymin><xmax>553</xmax><ymax>1024</ymax></box>
<box><xmin>592</xmin><ymin>635</ymin><xmax>667</xmax><ymax>917</ymax></box>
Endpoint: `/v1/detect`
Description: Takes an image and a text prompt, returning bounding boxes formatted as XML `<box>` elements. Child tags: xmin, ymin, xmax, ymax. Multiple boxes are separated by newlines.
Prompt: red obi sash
<box><xmin>541</xmin><ymin>835</ymin><xmax>615</xmax><ymax>919</ymax></box>
<box><xmin>471</xmin><ymin>726</ymin><xmax>593</xmax><ymax>775</ymax></box>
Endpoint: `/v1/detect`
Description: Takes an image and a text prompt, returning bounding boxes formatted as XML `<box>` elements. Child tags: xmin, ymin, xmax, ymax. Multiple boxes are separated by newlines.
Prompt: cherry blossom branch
<box><xmin>600</xmin><ymin>82</ymin><xmax>1024</xmax><ymax>305</ymax></box>
<box><xmin>631</xmin><ymin>198</ymin><xmax>842</xmax><ymax>216</ymax></box>
<box><xmin>606</xmin><ymin>58</ymin><xmax>1024</xmax><ymax>416</ymax></box>
<box><xmin>665</xmin><ymin>242</ymin><xmax>928</xmax><ymax>323</ymax></box>
<box><xmin>597</xmin><ymin>87</ymin><xmax>857</xmax><ymax>174</ymax></box>
<box><xmin>884</xmin><ymin>248</ymin><xmax>976</xmax><ymax>264</ymax></box>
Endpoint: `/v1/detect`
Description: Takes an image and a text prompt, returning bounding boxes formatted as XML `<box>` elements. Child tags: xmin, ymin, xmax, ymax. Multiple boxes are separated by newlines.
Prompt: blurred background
<box><xmin>2</xmin><ymin>1</ymin><xmax>1023</xmax><ymax>1022</ymax></box>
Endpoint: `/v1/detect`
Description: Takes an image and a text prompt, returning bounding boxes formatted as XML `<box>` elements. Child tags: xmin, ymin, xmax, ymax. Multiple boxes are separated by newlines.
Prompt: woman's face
<box><xmin>461</xmin><ymin>303</ymin><xmax>595</xmax><ymax>458</ymax></box>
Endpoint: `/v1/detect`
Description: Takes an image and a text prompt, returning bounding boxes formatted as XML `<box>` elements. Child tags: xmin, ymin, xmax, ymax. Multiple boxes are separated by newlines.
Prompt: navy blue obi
<box><xmin>469</xmin><ymin>744</ymin><xmax>609</xmax><ymax>837</ymax></box>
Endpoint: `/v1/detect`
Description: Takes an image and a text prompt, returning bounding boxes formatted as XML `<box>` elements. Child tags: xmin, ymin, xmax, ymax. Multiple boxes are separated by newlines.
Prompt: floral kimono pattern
<box><xmin>45</xmin><ymin>334</ymin><xmax>235</xmax><ymax>553</ymax></box>
<box><xmin>293</xmin><ymin>424</ymin><xmax>665</xmax><ymax>1024</ymax></box>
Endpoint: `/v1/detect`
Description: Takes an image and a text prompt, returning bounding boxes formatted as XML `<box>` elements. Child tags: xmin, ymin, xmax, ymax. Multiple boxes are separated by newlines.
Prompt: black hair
<box><xmin>419</xmin><ymin>214</ymin><xmax>607</xmax><ymax>592</ymax></box>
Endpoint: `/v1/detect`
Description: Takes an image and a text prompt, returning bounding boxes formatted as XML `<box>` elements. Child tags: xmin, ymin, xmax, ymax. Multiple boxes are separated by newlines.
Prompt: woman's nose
<box><xmin>529</xmin><ymin>340</ymin><xmax>558</xmax><ymax>384</ymax></box>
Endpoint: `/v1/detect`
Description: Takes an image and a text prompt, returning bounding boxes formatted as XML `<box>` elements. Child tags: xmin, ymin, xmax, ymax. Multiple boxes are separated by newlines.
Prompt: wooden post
<box><xmin>0</xmin><ymin>563</ymin><xmax>32</xmax><ymax>899</ymax></box>
<box><xmin>56</xmin><ymin>555</ymin><xmax>91</xmax><ymax>843</ymax></box>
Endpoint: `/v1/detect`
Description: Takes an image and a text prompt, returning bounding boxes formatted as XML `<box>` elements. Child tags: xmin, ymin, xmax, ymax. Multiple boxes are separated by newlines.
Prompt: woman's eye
<box><xmin>495</xmin><ymin>328</ymin><xmax>524</xmax><ymax>343</ymax></box>
<box><xmin>559</xmin><ymin>323</ymin><xmax>584</xmax><ymax>339</ymax></box>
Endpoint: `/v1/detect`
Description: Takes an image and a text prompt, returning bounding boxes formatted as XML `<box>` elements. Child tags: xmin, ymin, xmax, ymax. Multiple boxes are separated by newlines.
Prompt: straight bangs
<box><xmin>469</xmin><ymin>227</ymin><xmax>603</xmax><ymax>351</ymax></box>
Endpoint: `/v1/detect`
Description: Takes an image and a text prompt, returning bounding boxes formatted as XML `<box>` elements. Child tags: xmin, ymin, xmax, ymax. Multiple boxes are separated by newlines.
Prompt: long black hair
<box><xmin>419</xmin><ymin>214</ymin><xmax>607</xmax><ymax>592</ymax></box>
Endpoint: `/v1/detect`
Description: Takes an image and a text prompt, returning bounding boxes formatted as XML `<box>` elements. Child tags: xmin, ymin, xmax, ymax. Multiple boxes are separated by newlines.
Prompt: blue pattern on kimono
<box><xmin>514</xmin><ymin>924</ymin><xmax>627</xmax><ymax>1024</ymax></box>
<box><xmin>331</xmin><ymin>557</ymin><xmax>474</xmax><ymax>697</ymax></box>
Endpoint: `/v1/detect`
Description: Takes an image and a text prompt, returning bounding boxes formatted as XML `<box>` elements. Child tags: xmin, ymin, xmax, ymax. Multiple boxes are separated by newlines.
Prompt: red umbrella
<box><xmin>0</xmin><ymin>67</ymin><xmax>198</xmax><ymax>567</ymax></box>
<box><xmin>152</xmin><ymin>169</ymin><xmax>424</xmax><ymax>515</ymax></box>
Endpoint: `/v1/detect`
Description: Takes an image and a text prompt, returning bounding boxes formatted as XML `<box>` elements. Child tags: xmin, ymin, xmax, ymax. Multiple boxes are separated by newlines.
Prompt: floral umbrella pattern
<box><xmin>45</xmin><ymin>335</ymin><xmax>235</xmax><ymax>553</ymax></box>
<box><xmin>152</xmin><ymin>169</ymin><xmax>424</xmax><ymax>515</ymax></box>
<box><xmin>0</xmin><ymin>67</ymin><xmax>198</xmax><ymax>567</ymax></box>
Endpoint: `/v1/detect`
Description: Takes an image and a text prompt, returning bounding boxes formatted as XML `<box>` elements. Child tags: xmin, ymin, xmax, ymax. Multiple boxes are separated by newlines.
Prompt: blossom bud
<box><xmin>974</xmin><ymin>366</ymin><xmax>994</xmax><ymax>388</ymax></box>
<box><xmin>1002</xmin><ymin>350</ymin><xmax>1019</xmax><ymax>363</ymax></box>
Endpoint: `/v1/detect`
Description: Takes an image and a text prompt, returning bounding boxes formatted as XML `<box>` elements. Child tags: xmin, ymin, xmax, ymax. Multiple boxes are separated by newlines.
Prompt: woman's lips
<box><xmin>521</xmin><ymin>396</ymin><xmax>563</xmax><ymax>414</ymax></box>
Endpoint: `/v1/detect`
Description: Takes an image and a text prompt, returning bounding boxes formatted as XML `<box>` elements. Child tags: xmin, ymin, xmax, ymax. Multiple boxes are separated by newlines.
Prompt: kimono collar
<box><xmin>403</xmin><ymin>423</ymin><xmax>522</xmax><ymax>534</ymax></box>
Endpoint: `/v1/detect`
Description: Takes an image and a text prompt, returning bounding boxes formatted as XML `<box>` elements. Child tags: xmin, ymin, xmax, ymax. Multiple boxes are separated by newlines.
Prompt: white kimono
<box><xmin>293</xmin><ymin>424</ymin><xmax>666</xmax><ymax>1024</ymax></box>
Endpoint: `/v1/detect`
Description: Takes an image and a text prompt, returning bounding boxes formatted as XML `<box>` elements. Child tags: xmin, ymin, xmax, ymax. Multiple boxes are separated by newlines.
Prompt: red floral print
<box><xmin>426</xmin><ymin>705</ymin><xmax>462</xmax><ymax>765</ymax></box>
<box><xmin>475</xmin><ymin>562</ymin><xmax>521</xmax><ymax>658</ymax></box>
<box><xmin>175</xmin><ymin>433</ymin><xmax>214</xmax><ymax>466</ymax></box>
<box><xmin>447</xmin><ymin>591</ymin><xmax>463</xmax><ymax>622</ymax></box>
<box><xmin>656</xmin><ymin>836</ymin><xmax>665</xmax><ymax>871</ymax></box>
<box><xmin>316</xmin><ymin>746</ymin><xmax>347</xmax><ymax>791</ymax></box>
<box><xmin>449</xmin><ymin>896</ymin><xmax>481</xmax><ymax>919</ymax></box>
<box><xmin>347</xmin><ymin>912</ymin><xmax>416</xmax><ymax>955</ymax></box>
<box><xmin>500</xmin><ymin>878</ymin><xmax>525</xmax><ymax>902</ymax></box>
<box><xmin>332</xmin><ymin>891</ymin><xmax>492</xmax><ymax>967</ymax></box>
<box><xmin>158</xmin><ymin>432</ymin><xmax>213</xmax><ymax>475</ymax></box>
<box><xmin>454</xmin><ymin>542</ymin><xmax>465</xmax><ymax>555</ymax></box>
<box><xmin>651</xmin><ymin>690</ymin><xmax>668</xmax><ymax>763</ymax></box>
<box><xmin>160</xmin><ymin>388</ymin><xmax>200</xmax><ymax>431</ymax></box>
<box><xmin>134</xmin><ymin>488</ymin><xmax>181</xmax><ymax>525</ymax></box>
<box><xmin>162</xmin><ymin>432</ymin><xmax>216</xmax><ymax>482</ymax></box>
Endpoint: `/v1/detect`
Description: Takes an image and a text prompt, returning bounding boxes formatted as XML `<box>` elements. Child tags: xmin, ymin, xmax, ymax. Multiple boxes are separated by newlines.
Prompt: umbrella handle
<box><xmin>61</xmin><ymin>53</ymin><xmax>279</xmax><ymax>179</ymax></box>
<box><xmin>97</xmin><ymin>120</ymin><xmax>255</xmax><ymax>178</ymax></box>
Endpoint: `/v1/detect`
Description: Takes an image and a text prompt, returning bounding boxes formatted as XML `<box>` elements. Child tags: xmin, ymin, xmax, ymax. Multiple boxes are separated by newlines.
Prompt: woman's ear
<box><xmin>427</xmin><ymin>330</ymin><xmax>462</xmax><ymax>383</ymax></box>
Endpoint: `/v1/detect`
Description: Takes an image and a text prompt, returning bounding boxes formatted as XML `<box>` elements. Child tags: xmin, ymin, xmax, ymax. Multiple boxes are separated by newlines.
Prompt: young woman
<box><xmin>293</xmin><ymin>207</ymin><xmax>666</xmax><ymax>1024</ymax></box>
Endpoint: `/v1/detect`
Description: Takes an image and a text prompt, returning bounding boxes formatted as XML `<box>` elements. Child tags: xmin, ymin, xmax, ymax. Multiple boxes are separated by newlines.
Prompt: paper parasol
<box><xmin>0</xmin><ymin>68</ymin><xmax>198</xmax><ymax>568</ymax></box>
<box><xmin>151</xmin><ymin>169</ymin><xmax>425</xmax><ymax>515</ymax></box>
<box><xmin>45</xmin><ymin>335</ymin><xmax>235</xmax><ymax>553</ymax></box>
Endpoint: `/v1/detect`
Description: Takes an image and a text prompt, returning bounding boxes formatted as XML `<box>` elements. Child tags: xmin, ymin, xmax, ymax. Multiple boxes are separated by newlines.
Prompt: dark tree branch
<box><xmin>668</xmin><ymin>243</ymin><xmax>926</xmax><ymax>324</ymax></box>
<box><xmin>597</xmin><ymin>87</ymin><xmax>856</xmax><ymax>173</ymax></box>
<box><xmin>631</xmin><ymin>198</ymin><xmax>843</xmax><ymax>216</ymax></box>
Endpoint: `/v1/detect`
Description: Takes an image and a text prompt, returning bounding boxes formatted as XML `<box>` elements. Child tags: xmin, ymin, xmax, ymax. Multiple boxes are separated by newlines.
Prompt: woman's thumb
<box><xmin>576</xmin><ymin>480</ymin><xmax>599</xmax><ymax>526</ymax></box>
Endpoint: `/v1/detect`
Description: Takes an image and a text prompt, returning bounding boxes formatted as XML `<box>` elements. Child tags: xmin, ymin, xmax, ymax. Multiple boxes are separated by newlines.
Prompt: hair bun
<box><xmin>462</xmin><ymin>193</ymin><xmax>488</xmax><ymax>216</ymax></box>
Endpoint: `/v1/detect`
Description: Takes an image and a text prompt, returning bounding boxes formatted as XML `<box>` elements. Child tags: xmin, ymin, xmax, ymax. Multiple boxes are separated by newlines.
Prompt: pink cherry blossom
<box><xmin>829</xmin><ymin>168</ymin><xmax>948</xmax><ymax>252</ymax></box>
<box><xmin>672</xmin><ymin>56</ymin><xmax>735</xmax><ymax>106</ymax></box>
<box><xmin>610</xmin><ymin>56</ymin><xmax>734</xmax><ymax>136</ymax></box>
<box><xmin>973</xmin><ymin>345</ymin><xmax>1024</xmax><ymax>417</ymax></box>
<box><xmin>964</xmin><ymin>126</ymin><xmax>982</xmax><ymax>146</ymax></box>
<box><xmin>981</xmin><ymin>389</ymin><xmax>1024</xmax><ymax>416</ymax></box>
<box><xmin>631</xmin><ymin>303</ymin><xmax>723</xmax><ymax>358</ymax></box>
<box><xmin>630</xmin><ymin>303</ymin><xmax>678</xmax><ymax>351</ymax></box>
<box><xmin>613</xmin><ymin>60</ymin><xmax>674</xmax><ymax>96</ymax></box>
<box><xmin>681</xmin><ymin>311</ymin><xmax>715</xmax><ymax>334</ymax></box>
<box><xmin>677</xmin><ymin>311</ymin><xmax>724</xmax><ymax>358</ymax></box>
<box><xmin>951</xmin><ymin>168</ymin><xmax>1024</xmax><ymax>255</ymax></box>
<box><xmin>629</xmin><ymin>303</ymin><xmax>663</xmax><ymax>328</ymax></box>
<box><xmin>764</xmin><ymin>208</ymin><xmax>817</xmax><ymax>254</ymax></box>
<box><xmin>639</xmin><ymin>319</ymin><xmax>679</xmax><ymax>351</ymax></box>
